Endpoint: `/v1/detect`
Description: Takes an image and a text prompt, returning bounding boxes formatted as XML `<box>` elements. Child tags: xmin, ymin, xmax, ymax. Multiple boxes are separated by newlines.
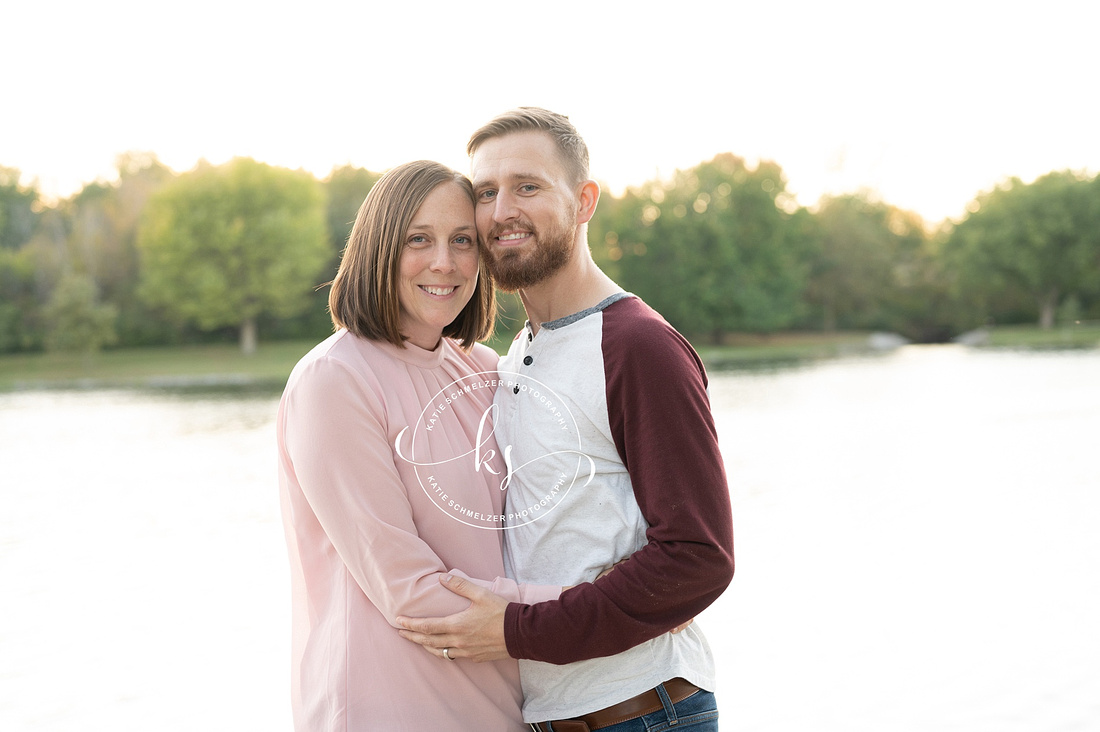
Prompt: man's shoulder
<box><xmin>602</xmin><ymin>294</ymin><xmax>669</xmax><ymax>330</ymax></box>
<box><xmin>601</xmin><ymin>295</ymin><xmax>697</xmax><ymax>359</ymax></box>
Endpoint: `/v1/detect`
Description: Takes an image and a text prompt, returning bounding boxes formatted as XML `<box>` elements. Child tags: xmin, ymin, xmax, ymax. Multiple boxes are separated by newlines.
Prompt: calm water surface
<box><xmin>1</xmin><ymin>345</ymin><xmax>1097</xmax><ymax>731</ymax></box>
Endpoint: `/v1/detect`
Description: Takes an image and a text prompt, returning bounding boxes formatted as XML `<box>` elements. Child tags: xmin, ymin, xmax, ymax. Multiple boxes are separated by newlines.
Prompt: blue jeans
<box><xmin>541</xmin><ymin>686</ymin><xmax>719</xmax><ymax>731</ymax></box>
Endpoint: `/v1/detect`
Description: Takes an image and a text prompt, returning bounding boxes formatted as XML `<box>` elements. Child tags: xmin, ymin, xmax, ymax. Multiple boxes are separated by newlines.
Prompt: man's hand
<box><xmin>396</xmin><ymin>574</ymin><xmax>510</xmax><ymax>663</ymax></box>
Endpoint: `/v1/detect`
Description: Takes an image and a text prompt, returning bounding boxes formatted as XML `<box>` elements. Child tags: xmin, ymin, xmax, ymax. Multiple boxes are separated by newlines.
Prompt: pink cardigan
<box><xmin>278</xmin><ymin>330</ymin><xmax>560</xmax><ymax>731</ymax></box>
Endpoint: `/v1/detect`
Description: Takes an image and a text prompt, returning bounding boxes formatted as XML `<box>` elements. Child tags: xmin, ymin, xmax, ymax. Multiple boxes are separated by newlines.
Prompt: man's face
<box><xmin>470</xmin><ymin>130</ymin><xmax>578</xmax><ymax>291</ymax></box>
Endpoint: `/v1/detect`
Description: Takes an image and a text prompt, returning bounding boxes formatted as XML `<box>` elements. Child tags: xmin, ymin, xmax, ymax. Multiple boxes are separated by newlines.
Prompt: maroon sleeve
<box><xmin>503</xmin><ymin>297</ymin><xmax>735</xmax><ymax>663</ymax></box>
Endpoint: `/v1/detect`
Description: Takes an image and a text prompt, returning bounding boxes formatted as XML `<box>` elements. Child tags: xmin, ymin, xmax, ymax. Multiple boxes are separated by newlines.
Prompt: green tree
<box><xmin>946</xmin><ymin>170</ymin><xmax>1100</xmax><ymax>329</ymax></box>
<box><xmin>325</xmin><ymin>165</ymin><xmax>382</xmax><ymax>255</ymax></box>
<box><xmin>99</xmin><ymin>153</ymin><xmax>176</xmax><ymax>344</ymax></box>
<box><xmin>0</xmin><ymin>167</ymin><xmax>40</xmax><ymax>251</ymax></box>
<box><xmin>137</xmin><ymin>158</ymin><xmax>329</xmax><ymax>353</ymax></box>
<box><xmin>0</xmin><ymin>246</ymin><xmax>40</xmax><ymax>352</ymax></box>
<box><xmin>888</xmin><ymin>230</ymin><xmax>966</xmax><ymax>342</ymax></box>
<box><xmin>599</xmin><ymin>155</ymin><xmax>808</xmax><ymax>342</ymax></box>
<box><xmin>22</xmin><ymin>154</ymin><xmax>178</xmax><ymax>350</ymax></box>
<box><xmin>259</xmin><ymin>164</ymin><xmax>383</xmax><ymax>340</ymax></box>
<box><xmin>0</xmin><ymin>170</ymin><xmax>43</xmax><ymax>351</ymax></box>
<box><xmin>804</xmin><ymin>193</ymin><xmax>929</xmax><ymax>334</ymax></box>
<box><xmin>42</xmin><ymin>272</ymin><xmax>118</xmax><ymax>356</ymax></box>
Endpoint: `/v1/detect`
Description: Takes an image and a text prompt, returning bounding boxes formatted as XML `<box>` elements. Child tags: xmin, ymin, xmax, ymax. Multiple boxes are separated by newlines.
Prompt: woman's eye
<box><xmin>407</xmin><ymin>235</ymin><xmax>430</xmax><ymax>247</ymax></box>
<box><xmin>520</xmin><ymin>184</ymin><xmax>537</xmax><ymax>193</ymax></box>
<box><xmin>453</xmin><ymin>235</ymin><xmax>474</xmax><ymax>246</ymax></box>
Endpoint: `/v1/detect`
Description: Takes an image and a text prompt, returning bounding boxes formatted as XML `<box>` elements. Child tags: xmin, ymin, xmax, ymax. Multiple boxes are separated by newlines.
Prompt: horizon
<box><xmin>11</xmin><ymin>144</ymin><xmax>1097</xmax><ymax>228</ymax></box>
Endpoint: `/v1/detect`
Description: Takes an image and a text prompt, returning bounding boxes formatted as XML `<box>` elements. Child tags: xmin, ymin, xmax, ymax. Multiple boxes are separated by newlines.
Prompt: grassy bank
<box><xmin>978</xmin><ymin>321</ymin><xmax>1100</xmax><ymax>349</ymax></box>
<box><xmin>0</xmin><ymin>331</ymin><xmax>879</xmax><ymax>391</ymax></box>
<box><xmin>0</xmin><ymin>341</ymin><xmax>315</xmax><ymax>392</ymax></box>
<box><xmin>1</xmin><ymin>324</ymin><xmax>1096</xmax><ymax>392</ymax></box>
<box><xmin>694</xmin><ymin>331</ymin><xmax>877</xmax><ymax>370</ymax></box>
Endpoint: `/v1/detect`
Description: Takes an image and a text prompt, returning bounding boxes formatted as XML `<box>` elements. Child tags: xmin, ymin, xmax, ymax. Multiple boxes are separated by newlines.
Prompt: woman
<box><xmin>277</xmin><ymin>161</ymin><xmax>560</xmax><ymax>730</ymax></box>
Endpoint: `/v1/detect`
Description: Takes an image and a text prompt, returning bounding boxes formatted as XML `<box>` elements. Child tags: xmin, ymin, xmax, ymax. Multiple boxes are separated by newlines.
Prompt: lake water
<box><xmin>1</xmin><ymin>345</ymin><xmax>1097</xmax><ymax>731</ymax></box>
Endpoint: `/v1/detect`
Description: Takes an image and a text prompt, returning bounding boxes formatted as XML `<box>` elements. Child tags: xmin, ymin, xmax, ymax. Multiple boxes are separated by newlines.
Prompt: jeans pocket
<box><xmin>645</xmin><ymin>690</ymin><xmax>719</xmax><ymax>731</ymax></box>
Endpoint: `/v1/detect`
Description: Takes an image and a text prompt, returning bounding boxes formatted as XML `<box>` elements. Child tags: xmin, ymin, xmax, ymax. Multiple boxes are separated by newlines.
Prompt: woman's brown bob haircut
<box><xmin>328</xmin><ymin>160</ymin><xmax>495</xmax><ymax>350</ymax></box>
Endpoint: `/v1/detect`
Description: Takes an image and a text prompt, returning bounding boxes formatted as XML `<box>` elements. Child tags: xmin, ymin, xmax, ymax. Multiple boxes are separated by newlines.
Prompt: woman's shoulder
<box><xmin>292</xmin><ymin>330</ymin><xmax>372</xmax><ymax>369</ymax></box>
<box><xmin>286</xmin><ymin>331</ymin><xmax>400</xmax><ymax>392</ymax></box>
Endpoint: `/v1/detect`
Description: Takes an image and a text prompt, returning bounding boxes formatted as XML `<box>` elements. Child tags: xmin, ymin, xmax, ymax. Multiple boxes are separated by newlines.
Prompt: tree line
<box><xmin>1</xmin><ymin>152</ymin><xmax>1098</xmax><ymax>355</ymax></box>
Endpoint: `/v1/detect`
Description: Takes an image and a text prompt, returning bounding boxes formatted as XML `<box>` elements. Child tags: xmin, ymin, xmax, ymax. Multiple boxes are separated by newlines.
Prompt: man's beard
<box><xmin>482</xmin><ymin>213</ymin><xmax>575</xmax><ymax>292</ymax></box>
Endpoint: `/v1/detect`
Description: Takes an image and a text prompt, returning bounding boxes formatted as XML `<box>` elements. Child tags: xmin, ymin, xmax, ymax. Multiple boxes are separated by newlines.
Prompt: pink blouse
<box><xmin>278</xmin><ymin>330</ymin><xmax>560</xmax><ymax>731</ymax></box>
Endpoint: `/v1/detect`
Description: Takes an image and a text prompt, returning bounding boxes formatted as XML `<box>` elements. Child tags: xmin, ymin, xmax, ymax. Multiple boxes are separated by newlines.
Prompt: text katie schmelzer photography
<box><xmin>394</xmin><ymin>371</ymin><xmax>595</xmax><ymax>530</ymax></box>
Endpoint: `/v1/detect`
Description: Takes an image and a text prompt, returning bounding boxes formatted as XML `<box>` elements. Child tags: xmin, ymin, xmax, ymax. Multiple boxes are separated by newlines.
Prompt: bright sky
<box><xmin>5</xmin><ymin>0</ymin><xmax>1097</xmax><ymax>224</ymax></box>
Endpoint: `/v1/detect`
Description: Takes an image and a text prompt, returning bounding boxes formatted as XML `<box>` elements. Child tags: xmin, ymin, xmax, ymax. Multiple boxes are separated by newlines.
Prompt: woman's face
<box><xmin>398</xmin><ymin>182</ymin><xmax>480</xmax><ymax>350</ymax></box>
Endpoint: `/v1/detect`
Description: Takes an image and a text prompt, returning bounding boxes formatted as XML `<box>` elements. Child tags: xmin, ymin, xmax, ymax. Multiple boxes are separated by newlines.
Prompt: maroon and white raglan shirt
<box><xmin>493</xmin><ymin>292</ymin><xmax>735</xmax><ymax>722</ymax></box>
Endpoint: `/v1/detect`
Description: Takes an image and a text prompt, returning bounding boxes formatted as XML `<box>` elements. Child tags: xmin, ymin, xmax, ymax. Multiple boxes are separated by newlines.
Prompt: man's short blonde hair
<box><xmin>467</xmin><ymin>107</ymin><xmax>590</xmax><ymax>186</ymax></box>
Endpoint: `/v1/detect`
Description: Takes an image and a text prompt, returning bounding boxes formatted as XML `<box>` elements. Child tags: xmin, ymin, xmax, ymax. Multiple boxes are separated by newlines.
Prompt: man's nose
<box><xmin>492</xmin><ymin>190</ymin><xmax>519</xmax><ymax>223</ymax></box>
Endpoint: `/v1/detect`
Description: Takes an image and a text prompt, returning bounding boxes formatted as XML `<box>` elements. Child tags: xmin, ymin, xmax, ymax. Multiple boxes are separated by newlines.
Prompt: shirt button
<box><xmin>523</xmin><ymin>355</ymin><xmax>533</xmax><ymax>365</ymax></box>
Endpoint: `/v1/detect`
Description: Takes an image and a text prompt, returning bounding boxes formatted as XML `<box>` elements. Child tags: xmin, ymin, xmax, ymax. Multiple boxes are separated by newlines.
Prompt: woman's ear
<box><xmin>576</xmin><ymin>179</ymin><xmax>600</xmax><ymax>225</ymax></box>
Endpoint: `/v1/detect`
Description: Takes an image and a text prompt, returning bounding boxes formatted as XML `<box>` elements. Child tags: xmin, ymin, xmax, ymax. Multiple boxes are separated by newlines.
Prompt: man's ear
<box><xmin>576</xmin><ymin>180</ymin><xmax>600</xmax><ymax>225</ymax></box>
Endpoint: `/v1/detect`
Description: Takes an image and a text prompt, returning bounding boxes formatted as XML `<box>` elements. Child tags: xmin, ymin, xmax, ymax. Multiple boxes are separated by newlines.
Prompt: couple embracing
<box><xmin>277</xmin><ymin>107</ymin><xmax>735</xmax><ymax>731</ymax></box>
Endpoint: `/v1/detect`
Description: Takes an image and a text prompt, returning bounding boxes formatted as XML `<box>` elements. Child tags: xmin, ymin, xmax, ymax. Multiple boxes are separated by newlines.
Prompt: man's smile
<box><xmin>494</xmin><ymin>230</ymin><xmax>531</xmax><ymax>246</ymax></box>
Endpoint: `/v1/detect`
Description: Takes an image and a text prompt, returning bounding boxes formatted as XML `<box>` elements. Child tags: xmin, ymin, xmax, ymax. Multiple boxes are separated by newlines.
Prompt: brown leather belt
<box><xmin>531</xmin><ymin>678</ymin><xmax>700</xmax><ymax>731</ymax></box>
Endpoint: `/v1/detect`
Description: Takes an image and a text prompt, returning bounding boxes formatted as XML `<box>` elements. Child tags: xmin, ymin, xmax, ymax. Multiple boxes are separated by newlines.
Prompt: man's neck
<box><xmin>519</xmin><ymin>248</ymin><xmax>623</xmax><ymax>335</ymax></box>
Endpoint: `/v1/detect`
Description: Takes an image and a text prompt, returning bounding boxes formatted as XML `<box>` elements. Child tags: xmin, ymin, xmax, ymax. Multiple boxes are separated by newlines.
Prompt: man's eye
<box><xmin>520</xmin><ymin>184</ymin><xmax>537</xmax><ymax>193</ymax></box>
<box><xmin>479</xmin><ymin>190</ymin><xmax>497</xmax><ymax>201</ymax></box>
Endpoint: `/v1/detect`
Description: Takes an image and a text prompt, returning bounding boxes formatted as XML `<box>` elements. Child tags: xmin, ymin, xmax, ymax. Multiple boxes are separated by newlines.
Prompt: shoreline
<box><xmin>2</xmin><ymin>326</ymin><xmax>1097</xmax><ymax>393</ymax></box>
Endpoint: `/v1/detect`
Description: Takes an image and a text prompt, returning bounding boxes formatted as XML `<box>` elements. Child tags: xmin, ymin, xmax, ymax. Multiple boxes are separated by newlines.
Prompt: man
<box><xmin>398</xmin><ymin>108</ymin><xmax>734</xmax><ymax>731</ymax></box>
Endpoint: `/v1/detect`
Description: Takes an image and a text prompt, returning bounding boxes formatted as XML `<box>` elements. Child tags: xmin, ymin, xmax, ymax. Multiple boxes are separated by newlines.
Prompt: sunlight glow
<box><xmin>3</xmin><ymin>0</ymin><xmax>1098</xmax><ymax>224</ymax></box>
